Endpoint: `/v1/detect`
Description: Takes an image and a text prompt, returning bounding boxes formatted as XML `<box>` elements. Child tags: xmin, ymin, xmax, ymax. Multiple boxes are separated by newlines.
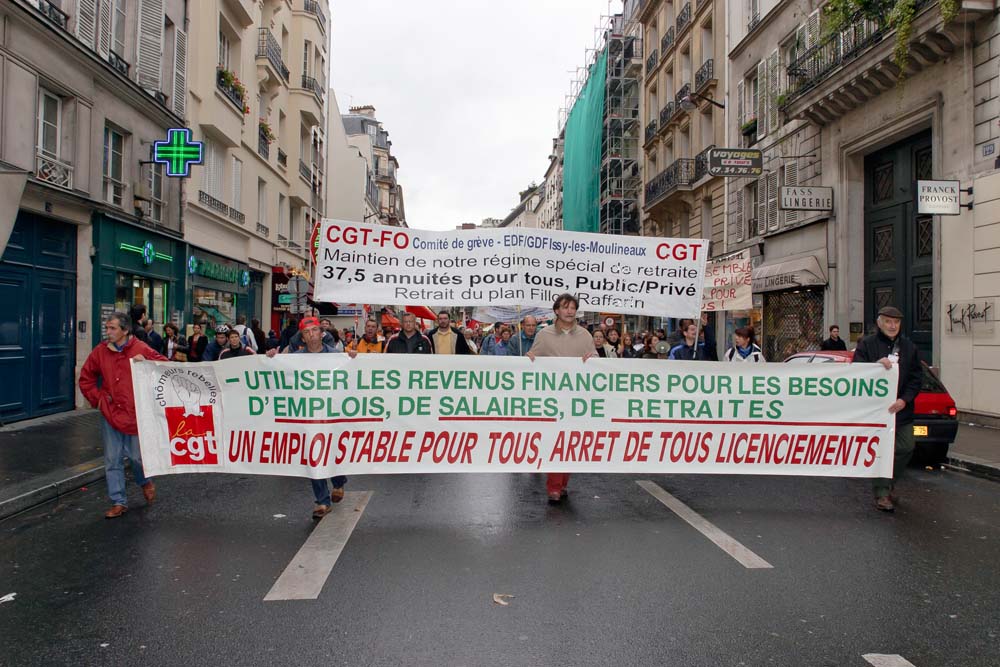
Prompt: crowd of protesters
<box><xmin>83</xmin><ymin>298</ymin><xmax>917</xmax><ymax>519</ymax></box>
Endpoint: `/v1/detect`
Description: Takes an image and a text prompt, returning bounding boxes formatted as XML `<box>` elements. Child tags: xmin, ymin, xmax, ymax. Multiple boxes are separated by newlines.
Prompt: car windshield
<box><xmin>920</xmin><ymin>362</ymin><xmax>948</xmax><ymax>392</ymax></box>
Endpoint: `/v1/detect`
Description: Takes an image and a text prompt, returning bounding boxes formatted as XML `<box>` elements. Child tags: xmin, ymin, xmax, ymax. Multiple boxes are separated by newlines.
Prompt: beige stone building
<box><xmin>538</xmin><ymin>135</ymin><xmax>564</xmax><ymax>230</ymax></box>
<box><xmin>325</xmin><ymin>87</ymin><xmax>375</xmax><ymax>225</ymax></box>
<box><xmin>185</xmin><ymin>0</ymin><xmax>329</xmax><ymax>333</ymax></box>
<box><xmin>500</xmin><ymin>184</ymin><xmax>542</xmax><ymax>229</ymax></box>
<box><xmin>726</xmin><ymin>0</ymin><xmax>1000</xmax><ymax>419</ymax></box>
<box><xmin>341</xmin><ymin>105</ymin><xmax>405</xmax><ymax>227</ymax></box>
<box><xmin>639</xmin><ymin>0</ymin><xmax>727</xmax><ymax>254</ymax></box>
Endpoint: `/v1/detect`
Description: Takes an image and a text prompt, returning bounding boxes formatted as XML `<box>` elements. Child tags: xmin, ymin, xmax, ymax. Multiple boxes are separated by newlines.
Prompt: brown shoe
<box><xmin>875</xmin><ymin>496</ymin><xmax>895</xmax><ymax>512</ymax></box>
<box><xmin>105</xmin><ymin>505</ymin><xmax>128</xmax><ymax>519</ymax></box>
<box><xmin>142</xmin><ymin>481</ymin><xmax>156</xmax><ymax>505</ymax></box>
<box><xmin>331</xmin><ymin>487</ymin><xmax>345</xmax><ymax>503</ymax></box>
<box><xmin>312</xmin><ymin>504</ymin><xmax>331</xmax><ymax>520</ymax></box>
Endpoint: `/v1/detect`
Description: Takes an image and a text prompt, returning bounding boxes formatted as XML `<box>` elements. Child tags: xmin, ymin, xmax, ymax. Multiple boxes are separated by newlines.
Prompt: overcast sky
<box><xmin>330</xmin><ymin>0</ymin><xmax>623</xmax><ymax>231</ymax></box>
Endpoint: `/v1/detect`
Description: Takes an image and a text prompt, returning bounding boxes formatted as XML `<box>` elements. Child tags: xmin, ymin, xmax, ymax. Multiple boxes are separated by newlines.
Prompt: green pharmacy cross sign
<box><xmin>153</xmin><ymin>128</ymin><xmax>203</xmax><ymax>177</ymax></box>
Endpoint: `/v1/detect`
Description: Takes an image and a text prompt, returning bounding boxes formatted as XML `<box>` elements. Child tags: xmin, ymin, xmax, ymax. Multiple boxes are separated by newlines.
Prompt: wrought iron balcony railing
<box><xmin>299</xmin><ymin>159</ymin><xmax>312</xmax><ymax>182</ymax></box>
<box><xmin>216</xmin><ymin>69</ymin><xmax>244</xmax><ymax>112</ymax></box>
<box><xmin>256</xmin><ymin>29</ymin><xmax>289</xmax><ymax>82</ymax></box>
<box><xmin>36</xmin><ymin>152</ymin><xmax>73</xmax><ymax>189</ymax></box>
<box><xmin>659</xmin><ymin>102</ymin><xmax>675</xmax><ymax>127</ymax></box>
<box><xmin>277</xmin><ymin>149</ymin><xmax>287</xmax><ymax>167</ymax></box>
<box><xmin>695</xmin><ymin>59</ymin><xmax>714</xmax><ymax>91</ymax></box>
<box><xmin>660</xmin><ymin>27</ymin><xmax>675</xmax><ymax>55</ymax></box>
<box><xmin>301</xmin><ymin>75</ymin><xmax>324</xmax><ymax>103</ymax></box>
<box><xmin>256</xmin><ymin>222</ymin><xmax>270</xmax><ymax>237</ymax></box>
<box><xmin>304</xmin><ymin>0</ymin><xmax>327</xmax><ymax>32</ymax></box>
<box><xmin>229</xmin><ymin>207</ymin><xmax>246</xmax><ymax>225</ymax></box>
<box><xmin>644</xmin><ymin>158</ymin><xmax>695</xmax><ymax>206</ymax></box>
<box><xmin>675</xmin><ymin>83</ymin><xmax>691</xmax><ymax>106</ymax></box>
<box><xmin>199</xmin><ymin>190</ymin><xmax>229</xmax><ymax>216</ymax></box>
<box><xmin>108</xmin><ymin>51</ymin><xmax>130</xmax><ymax>77</ymax></box>
<box><xmin>748</xmin><ymin>12</ymin><xmax>761</xmax><ymax>33</ymax></box>
<box><xmin>676</xmin><ymin>3</ymin><xmax>692</xmax><ymax>34</ymax></box>
<box><xmin>644</xmin><ymin>119</ymin><xmax>658</xmax><ymax>144</ymax></box>
<box><xmin>694</xmin><ymin>145</ymin><xmax>715</xmax><ymax>181</ymax></box>
<box><xmin>257</xmin><ymin>126</ymin><xmax>270</xmax><ymax>159</ymax></box>
<box><xmin>32</xmin><ymin>0</ymin><xmax>69</xmax><ymax>30</ymax></box>
<box><xmin>646</xmin><ymin>48</ymin><xmax>659</xmax><ymax>75</ymax></box>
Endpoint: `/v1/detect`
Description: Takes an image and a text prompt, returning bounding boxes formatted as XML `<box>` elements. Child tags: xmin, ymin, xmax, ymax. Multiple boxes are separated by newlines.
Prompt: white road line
<box><xmin>862</xmin><ymin>655</ymin><xmax>918</xmax><ymax>667</ymax></box>
<box><xmin>636</xmin><ymin>480</ymin><xmax>773</xmax><ymax>570</ymax></box>
<box><xmin>264</xmin><ymin>491</ymin><xmax>373</xmax><ymax>601</ymax></box>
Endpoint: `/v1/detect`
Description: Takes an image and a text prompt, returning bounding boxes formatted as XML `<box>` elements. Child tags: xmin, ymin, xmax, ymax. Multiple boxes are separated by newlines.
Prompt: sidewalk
<box><xmin>1</xmin><ymin>411</ymin><xmax>999</xmax><ymax>521</ymax></box>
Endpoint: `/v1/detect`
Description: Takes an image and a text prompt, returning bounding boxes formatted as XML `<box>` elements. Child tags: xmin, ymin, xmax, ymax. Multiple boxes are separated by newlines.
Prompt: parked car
<box><xmin>783</xmin><ymin>350</ymin><xmax>958</xmax><ymax>466</ymax></box>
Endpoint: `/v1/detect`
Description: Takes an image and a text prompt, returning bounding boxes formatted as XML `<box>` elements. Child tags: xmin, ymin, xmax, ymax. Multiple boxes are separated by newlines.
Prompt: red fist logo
<box><xmin>166</xmin><ymin>405</ymin><xmax>219</xmax><ymax>465</ymax></box>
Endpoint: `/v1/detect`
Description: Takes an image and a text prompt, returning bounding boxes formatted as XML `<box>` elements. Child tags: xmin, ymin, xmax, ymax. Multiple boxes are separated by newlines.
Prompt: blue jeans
<box><xmin>311</xmin><ymin>476</ymin><xmax>347</xmax><ymax>506</ymax></box>
<box><xmin>101</xmin><ymin>416</ymin><xmax>149</xmax><ymax>507</ymax></box>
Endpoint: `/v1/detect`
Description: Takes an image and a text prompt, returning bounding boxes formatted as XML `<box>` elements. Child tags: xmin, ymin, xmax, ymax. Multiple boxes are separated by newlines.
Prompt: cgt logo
<box><xmin>166</xmin><ymin>406</ymin><xmax>219</xmax><ymax>465</ymax></box>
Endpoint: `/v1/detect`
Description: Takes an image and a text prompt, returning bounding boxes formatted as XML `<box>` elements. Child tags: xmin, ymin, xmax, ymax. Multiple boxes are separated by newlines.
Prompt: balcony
<box><xmin>108</xmin><ymin>51</ymin><xmax>130</xmax><ymax>77</ymax></box>
<box><xmin>230</xmin><ymin>207</ymin><xmax>246</xmax><ymax>225</ymax></box>
<box><xmin>199</xmin><ymin>190</ymin><xmax>229</xmax><ymax>216</ymax></box>
<box><xmin>676</xmin><ymin>3</ymin><xmax>692</xmax><ymax>34</ymax></box>
<box><xmin>303</xmin><ymin>0</ymin><xmax>327</xmax><ymax>33</ymax></box>
<box><xmin>644</xmin><ymin>119</ymin><xmax>658</xmax><ymax>144</ymax></box>
<box><xmin>277</xmin><ymin>148</ymin><xmax>287</xmax><ymax>168</ymax></box>
<box><xmin>301</xmin><ymin>75</ymin><xmax>324</xmax><ymax>104</ymax></box>
<box><xmin>659</xmin><ymin>102</ymin><xmax>675</xmax><ymax>128</ymax></box>
<box><xmin>216</xmin><ymin>69</ymin><xmax>246</xmax><ymax>113</ymax></box>
<box><xmin>748</xmin><ymin>12</ymin><xmax>761</xmax><ymax>33</ymax></box>
<box><xmin>256</xmin><ymin>222</ymin><xmax>270</xmax><ymax>237</ymax></box>
<box><xmin>695</xmin><ymin>59</ymin><xmax>715</xmax><ymax>91</ymax></box>
<box><xmin>781</xmin><ymin>0</ymin><xmax>986</xmax><ymax>125</ymax></box>
<box><xmin>256</xmin><ymin>29</ymin><xmax>289</xmax><ymax>83</ymax></box>
<box><xmin>660</xmin><ymin>27</ymin><xmax>675</xmax><ymax>55</ymax></box>
<box><xmin>694</xmin><ymin>145</ymin><xmax>715</xmax><ymax>181</ymax></box>
<box><xmin>646</xmin><ymin>49</ymin><xmax>659</xmax><ymax>77</ymax></box>
<box><xmin>644</xmin><ymin>158</ymin><xmax>695</xmax><ymax>208</ymax></box>
<box><xmin>35</xmin><ymin>152</ymin><xmax>73</xmax><ymax>189</ymax></box>
<box><xmin>674</xmin><ymin>83</ymin><xmax>691</xmax><ymax>106</ymax></box>
<box><xmin>299</xmin><ymin>159</ymin><xmax>312</xmax><ymax>182</ymax></box>
<box><xmin>31</xmin><ymin>0</ymin><xmax>69</xmax><ymax>30</ymax></box>
<box><xmin>257</xmin><ymin>126</ymin><xmax>270</xmax><ymax>159</ymax></box>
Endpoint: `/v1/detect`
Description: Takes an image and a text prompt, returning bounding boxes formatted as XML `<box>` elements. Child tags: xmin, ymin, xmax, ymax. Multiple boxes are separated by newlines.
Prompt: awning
<box><xmin>752</xmin><ymin>253</ymin><xmax>827</xmax><ymax>293</ymax></box>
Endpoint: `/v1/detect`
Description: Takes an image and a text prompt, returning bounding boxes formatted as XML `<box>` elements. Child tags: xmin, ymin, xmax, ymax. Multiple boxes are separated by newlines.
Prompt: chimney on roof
<box><xmin>349</xmin><ymin>105</ymin><xmax>376</xmax><ymax>117</ymax></box>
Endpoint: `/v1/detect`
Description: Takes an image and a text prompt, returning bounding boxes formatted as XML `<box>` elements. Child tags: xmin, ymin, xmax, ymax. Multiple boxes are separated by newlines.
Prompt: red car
<box><xmin>783</xmin><ymin>350</ymin><xmax>959</xmax><ymax>465</ymax></box>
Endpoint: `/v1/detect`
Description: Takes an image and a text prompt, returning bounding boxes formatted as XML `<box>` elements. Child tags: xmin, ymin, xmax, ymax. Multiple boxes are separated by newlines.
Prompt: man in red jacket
<box><xmin>79</xmin><ymin>311</ymin><xmax>167</xmax><ymax>518</ymax></box>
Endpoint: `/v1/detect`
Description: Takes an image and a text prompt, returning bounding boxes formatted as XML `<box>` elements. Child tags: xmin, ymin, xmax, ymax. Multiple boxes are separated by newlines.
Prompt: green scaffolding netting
<box><xmin>562</xmin><ymin>47</ymin><xmax>607</xmax><ymax>234</ymax></box>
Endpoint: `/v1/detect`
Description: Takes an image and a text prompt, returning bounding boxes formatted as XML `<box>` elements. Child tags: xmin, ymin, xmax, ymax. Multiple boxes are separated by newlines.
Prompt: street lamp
<box><xmin>679</xmin><ymin>92</ymin><xmax>726</xmax><ymax>111</ymax></box>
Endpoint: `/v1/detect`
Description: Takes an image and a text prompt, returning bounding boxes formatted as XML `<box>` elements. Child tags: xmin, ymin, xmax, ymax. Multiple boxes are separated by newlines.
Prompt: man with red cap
<box><xmin>269</xmin><ymin>316</ymin><xmax>356</xmax><ymax>518</ymax></box>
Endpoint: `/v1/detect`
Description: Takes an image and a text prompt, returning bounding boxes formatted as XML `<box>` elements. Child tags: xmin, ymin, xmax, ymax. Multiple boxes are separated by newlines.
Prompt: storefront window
<box><xmin>726</xmin><ymin>294</ymin><xmax>764</xmax><ymax>353</ymax></box>
<box><xmin>193</xmin><ymin>287</ymin><xmax>237</xmax><ymax>332</ymax></box>
<box><xmin>115</xmin><ymin>273</ymin><xmax>168</xmax><ymax>332</ymax></box>
<box><xmin>762</xmin><ymin>289</ymin><xmax>824</xmax><ymax>361</ymax></box>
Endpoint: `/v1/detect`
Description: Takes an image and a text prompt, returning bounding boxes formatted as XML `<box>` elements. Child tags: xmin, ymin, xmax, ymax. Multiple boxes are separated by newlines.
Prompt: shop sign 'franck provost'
<box><xmin>916</xmin><ymin>180</ymin><xmax>973</xmax><ymax>215</ymax></box>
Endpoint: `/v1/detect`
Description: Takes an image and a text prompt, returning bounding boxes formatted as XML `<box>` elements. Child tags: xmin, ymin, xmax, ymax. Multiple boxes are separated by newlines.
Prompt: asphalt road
<box><xmin>1</xmin><ymin>467</ymin><xmax>998</xmax><ymax>666</ymax></box>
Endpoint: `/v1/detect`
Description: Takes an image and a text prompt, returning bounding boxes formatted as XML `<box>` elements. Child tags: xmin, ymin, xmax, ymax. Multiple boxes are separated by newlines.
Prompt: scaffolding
<box><xmin>560</xmin><ymin>4</ymin><xmax>642</xmax><ymax>237</ymax></box>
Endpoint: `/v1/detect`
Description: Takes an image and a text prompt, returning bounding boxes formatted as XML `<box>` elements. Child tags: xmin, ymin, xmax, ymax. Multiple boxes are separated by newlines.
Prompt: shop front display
<box><xmin>187</xmin><ymin>249</ymin><xmax>251</xmax><ymax>334</ymax></box>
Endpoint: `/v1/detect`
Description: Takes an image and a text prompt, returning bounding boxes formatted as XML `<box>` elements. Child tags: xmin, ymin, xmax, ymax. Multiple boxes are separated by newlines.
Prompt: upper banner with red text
<box><xmin>313</xmin><ymin>220</ymin><xmax>709</xmax><ymax>318</ymax></box>
<box><xmin>132</xmin><ymin>355</ymin><xmax>897</xmax><ymax>479</ymax></box>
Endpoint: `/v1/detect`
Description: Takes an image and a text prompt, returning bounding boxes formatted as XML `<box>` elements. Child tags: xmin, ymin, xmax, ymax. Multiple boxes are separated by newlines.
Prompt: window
<box><xmin>218</xmin><ymin>30</ymin><xmax>230</xmax><ymax>69</ymax></box>
<box><xmin>303</xmin><ymin>40</ymin><xmax>311</xmax><ymax>77</ymax></box>
<box><xmin>148</xmin><ymin>163</ymin><xmax>164</xmax><ymax>222</ymax></box>
<box><xmin>201</xmin><ymin>139</ymin><xmax>223</xmax><ymax>200</ymax></box>
<box><xmin>278</xmin><ymin>193</ymin><xmax>287</xmax><ymax>238</ymax></box>
<box><xmin>37</xmin><ymin>89</ymin><xmax>61</xmax><ymax>158</ymax></box>
<box><xmin>103</xmin><ymin>125</ymin><xmax>125</xmax><ymax>206</ymax></box>
<box><xmin>257</xmin><ymin>179</ymin><xmax>267</xmax><ymax>226</ymax></box>
<box><xmin>365</xmin><ymin>123</ymin><xmax>376</xmax><ymax>140</ymax></box>
<box><xmin>232</xmin><ymin>156</ymin><xmax>242</xmax><ymax>207</ymax></box>
<box><xmin>112</xmin><ymin>0</ymin><xmax>126</xmax><ymax>56</ymax></box>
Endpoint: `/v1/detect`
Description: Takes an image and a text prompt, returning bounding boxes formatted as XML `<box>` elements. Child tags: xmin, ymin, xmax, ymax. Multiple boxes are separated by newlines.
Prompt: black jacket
<box><xmin>852</xmin><ymin>330</ymin><xmax>923</xmax><ymax>425</ymax></box>
<box><xmin>821</xmin><ymin>337</ymin><xmax>848</xmax><ymax>351</ymax></box>
<box><xmin>385</xmin><ymin>330</ymin><xmax>432</xmax><ymax>354</ymax></box>
<box><xmin>427</xmin><ymin>327</ymin><xmax>472</xmax><ymax>354</ymax></box>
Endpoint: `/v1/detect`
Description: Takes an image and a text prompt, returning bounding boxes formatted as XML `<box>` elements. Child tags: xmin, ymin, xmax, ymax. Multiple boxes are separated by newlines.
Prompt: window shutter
<box><xmin>136</xmin><ymin>0</ymin><xmax>164</xmax><ymax>91</ymax></box>
<box><xmin>232</xmin><ymin>157</ymin><xmax>242</xmax><ymax>207</ymax></box>
<box><xmin>173</xmin><ymin>28</ymin><xmax>187</xmax><ymax>118</ymax></box>
<box><xmin>735</xmin><ymin>190</ymin><xmax>745</xmax><ymax>243</ymax></box>
<box><xmin>75</xmin><ymin>0</ymin><xmax>98</xmax><ymax>47</ymax></box>
<box><xmin>737</xmin><ymin>80</ymin><xmax>745</xmax><ymax>126</ymax></box>
<box><xmin>807</xmin><ymin>10</ymin><xmax>820</xmax><ymax>49</ymax></box>
<box><xmin>767</xmin><ymin>49</ymin><xmax>780</xmax><ymax>133</ymax></box>
<box><xmin>96</xmin><ymin>0</ymin><xmax>112</xmax><ymax>58</ymax></box>
<box><xmin>783</xmin><ymin>162</ymin><xmax>799</xmax><ymax>227</ymax></box>
<box><xmin>757</xmin><ymin>175</ymin><xmax>767</xmax><ymax>235</ymax></box>
<box><xmin>766</xmin><ymin>171</ymin><xmax>779</xmax><ymax>231</ymax></box>
<box><xmin>756</xmin><ymin>59</ymin><xmax>767</xmax><ymax>141</ymax></box>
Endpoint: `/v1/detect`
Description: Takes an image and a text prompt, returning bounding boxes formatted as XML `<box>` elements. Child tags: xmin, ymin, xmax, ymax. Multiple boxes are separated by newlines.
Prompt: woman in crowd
<box><xmin>620</xmin><ymin>332</ymin><xmax>639</xmax><ymax>359</ymax></box>
<box><xmin>328</xmin><ymin>328</ymin><xmax>345</xmax><ymax>353</ymax></box>
<box><xmin>593</xmin><ymin>330</ymin><xmax>617</xmax><ymax>358</ymax></box>
<box><xmin>724</xmin><ymin>326</ymin><xmax>765</xmax><ymax>362</ymax></box>
<box><xmin>187</xmin><ymin>323</ymin><xmax>207</xmax><ymax>362</ymax></box>
<box><xmin>641</xmin><ymin>334</ymin><xmax>660</xmax><ymax>359</ymax></box>
<box><xmin>219</xmin><ymin>329</ymin><xmax>256</xmax><ymax>360</ymax></box>
<box><xmin>162</xmin><ymin>323</ymin><xmax>183</xmax><ymax>360</ymax></box>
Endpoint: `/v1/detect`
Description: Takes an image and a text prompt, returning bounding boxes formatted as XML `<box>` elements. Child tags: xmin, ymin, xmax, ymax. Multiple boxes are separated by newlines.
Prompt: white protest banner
<box><xmin>133</xmin><ymin>356</ymin><xmax>896</xmax><ymax>479</ymax></box>
<box><xmin>702</xmin><ymin>249</ymin><xmax>753</xmax><ymax>312</ymax></box>
<box><xmin>314</xmin><ymin>220</ymin><xmax>708</xmax><ymax>318</ymax></box>
<box><xmin>472</xmin><ymin>305</ymin><xmax>552</xmax><ymax>324</ymax></box>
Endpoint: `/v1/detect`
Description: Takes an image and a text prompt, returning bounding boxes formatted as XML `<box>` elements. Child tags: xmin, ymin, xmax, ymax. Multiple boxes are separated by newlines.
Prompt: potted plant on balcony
<box><xmin>740</xmin><ymin>117</ymin><xmax>758</xmax><ymax>136</ymax></box>
<box><xmin>217</xmin><ymin>66</ymin><xmax>250</xmax><ymax>115</ymax></box>
<box><xmin>258</xmin><ymin>120</ymin><xmax>276</xmax><ymax>143</ymax></box>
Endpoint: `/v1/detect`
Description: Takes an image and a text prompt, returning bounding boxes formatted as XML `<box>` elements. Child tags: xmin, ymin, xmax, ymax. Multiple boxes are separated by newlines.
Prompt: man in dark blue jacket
<box><xmin>852</xmin><ymin>306</ymin><xmax>923</xmax><ymax>512</ymax></box>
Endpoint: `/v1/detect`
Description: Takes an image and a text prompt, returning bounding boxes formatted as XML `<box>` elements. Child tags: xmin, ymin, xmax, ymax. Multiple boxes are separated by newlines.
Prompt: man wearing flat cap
<box><xmin>852</xmin><ymin>306</ymin><xmax>923</xmax><ymax>512</ymax></box>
